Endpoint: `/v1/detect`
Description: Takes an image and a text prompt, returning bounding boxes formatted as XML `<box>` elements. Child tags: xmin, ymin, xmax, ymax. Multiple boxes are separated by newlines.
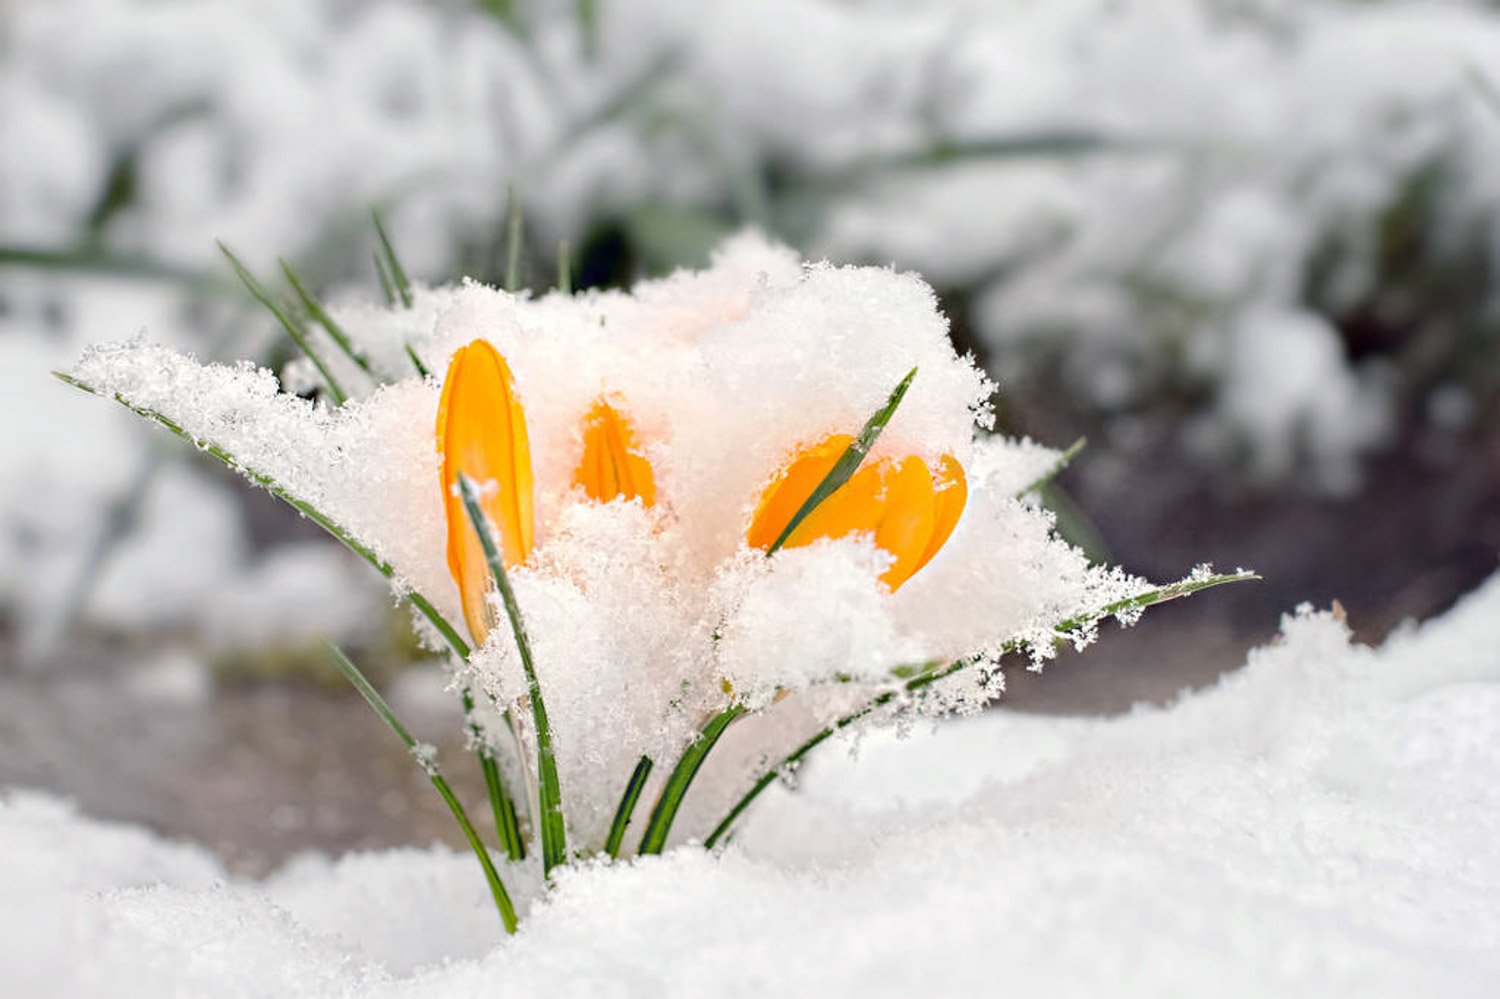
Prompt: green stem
<box><xmin>325</xmin><ymin>642</ymin><xmax>518</xmax><ymax>934</ymax></box>
<box><xmin>458</xmin><ymin>474</ymin><xmax>567</xmax><ymax>876</ymax></box>
<box><xmin>603</xmin><ymin>755</ymin><xmax>653</xmax><ymax>859</ymax></box>
<box><xmin>638</xmin><ymin>704</ymin><xmax>746</xmax><ymax>855</ymax></box>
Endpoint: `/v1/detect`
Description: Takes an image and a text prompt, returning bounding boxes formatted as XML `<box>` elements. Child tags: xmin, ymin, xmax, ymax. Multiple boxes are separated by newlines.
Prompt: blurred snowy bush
<box><xmin>5</xmin><ymin>0</ymin><xmax>1499</xmax><ymax>647</ymax></box>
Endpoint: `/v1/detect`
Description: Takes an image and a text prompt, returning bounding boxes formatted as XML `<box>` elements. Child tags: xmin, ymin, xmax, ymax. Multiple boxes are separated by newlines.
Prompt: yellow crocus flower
<box><xmin>573</xmin><ymin>398</ymin><xmax>657</xmax><ymax>507</ymax></box>
<box><xmin>748</xmin><ymin>435</ymin><xmax>967</xmax><ymax>590</ymax></box>
<box><xmin>437</xmin><ymin>338</ymin><xmax>535</xmax><ymax>646</ymax></box>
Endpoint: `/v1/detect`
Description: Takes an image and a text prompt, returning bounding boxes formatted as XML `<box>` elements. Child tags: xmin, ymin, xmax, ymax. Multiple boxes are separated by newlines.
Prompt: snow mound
<box><xmin>6</xmin><ymin>573</ymin><xmax>1500</xmax><ymax>996</ymax></box>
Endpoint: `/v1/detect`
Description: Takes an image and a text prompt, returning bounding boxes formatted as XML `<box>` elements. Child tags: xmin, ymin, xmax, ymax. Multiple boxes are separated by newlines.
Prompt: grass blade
<box><xmin>372</xmin><ymin>210</ymin><xmax>413</xmax><ymax>308</ymax></box>
<box><xmin>638</xmin><ymin>703</ymin><xmax>746</xmax><ymax>855</ymax></box>
<box><xmin>219</xmin><ymin>243</ymin><xmax>347</xmax><ymax>406</ymax></box>
<box><xmin>60</xmin><ymin>371</ymin><xmax>536</xmax><ymax>867</ymax></box>
<box><xmin>1015</xmin><ymin>437</ymin><xmax>1086</xmax><ymax>499</ymax></box>
<box><xmin>576</xmin><ymin>0</ymin><xmax>598</xmax><ymax>61</ymax></box>
<box><xmin>457</xmin><ymin>473</ymin><xmax>567</xmax><ymax>875</ymax></box>
<box><xmin>280</xmin><ymin>259</ymin><xmax>374</xmax><ymax>377</ymax></box>
<box><xmin>374</xmin><ymin>251</ymin><xmax>397</xmax><ymax>307</ymax></box>
<box><xmin>56</xmin><ymin>373</ymin><xmax>467</xmax><ymax>656</ymax></box>
<box><xmin>767</xmin><ymin>367</ymin><xmax>916</xmax><ymax>554</ymax></box>
<box><xmin>0</xmin><ymin>242</ymin><xmax>222</xmax><ymax>288</ymax></box>
<box><xmin>504</xmin><ymin>187</ymin><xmax>524</xmax><ymax>293</ymax></box>
<box><xmin>704</xmin><ymin>570</ymin><xmax>1258</xmax><ymax>848</ymax></box>
<box><xmin>324</xmin><ymin>642</ymin><xmax>518</xmax><ymax>934</ymax></box>
<box><xmin>405</xmin><ymin>344</ymin><xmax>431</xmax><ymax>379</ymax></box>
<box><xmin>557</xmin><ymin>239</ymin><xmax>572</xmax><ymax>295</ymax></box>
<box><xmin>477</xmin><ymin>0</ymin><xmax>525</xmax><ymax>35</ymax></box>
<box><xmin>463</xmin><ymin>688</ymin><xmax>526</xmax><ymax>862</ymax></box>
<box><xmin>603</xmin><ymin>755</ymin><xmax>653</xmax><ymax>859</ymax></box>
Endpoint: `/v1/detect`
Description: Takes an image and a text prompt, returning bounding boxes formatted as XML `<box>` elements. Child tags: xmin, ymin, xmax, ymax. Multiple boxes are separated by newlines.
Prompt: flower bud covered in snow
<box><xmin>66</xmin><ymin>233</ymin><xmax>1241</xmax><ymax>858</ymax></box>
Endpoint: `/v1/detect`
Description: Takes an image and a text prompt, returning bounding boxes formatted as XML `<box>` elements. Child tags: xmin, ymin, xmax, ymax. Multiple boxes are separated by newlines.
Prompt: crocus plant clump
<box><xmin>64</xmin><ymin>233</ymin><xmax>1248</xmax><ymax>932</ymax></box>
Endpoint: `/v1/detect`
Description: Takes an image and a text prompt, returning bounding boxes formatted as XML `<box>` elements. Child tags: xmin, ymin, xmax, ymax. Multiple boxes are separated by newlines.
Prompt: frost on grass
<box><xmin>71</xmin><ymin>234</ymin><xmax>1175</xmax><ymax>852</ymax></box>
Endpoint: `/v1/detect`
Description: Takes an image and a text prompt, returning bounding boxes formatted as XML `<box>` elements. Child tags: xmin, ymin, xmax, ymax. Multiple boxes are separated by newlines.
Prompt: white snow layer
<box><xmin>69</xmin><ymin>236</ymin><xmax>1163</xmax><ymax>849</ymax></box>
<box><xmin>6</xmin><ymin>574</ymin><xmax>1500</xmax><ymax>997</ymax></box>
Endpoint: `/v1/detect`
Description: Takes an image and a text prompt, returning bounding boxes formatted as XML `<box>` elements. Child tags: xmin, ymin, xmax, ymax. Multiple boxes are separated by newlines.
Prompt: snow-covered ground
<box><xmin>5</xmin><ymin>575</ymin><xmax>1499</xmax><ymax>997</ymax></box>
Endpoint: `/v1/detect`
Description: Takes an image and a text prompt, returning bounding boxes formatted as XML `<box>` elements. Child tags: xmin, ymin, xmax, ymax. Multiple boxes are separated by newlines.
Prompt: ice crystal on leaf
<box><xmin>67</xmin><ymin>232</ymin><xmax>1244</xmax><ymax>871</ymax></box>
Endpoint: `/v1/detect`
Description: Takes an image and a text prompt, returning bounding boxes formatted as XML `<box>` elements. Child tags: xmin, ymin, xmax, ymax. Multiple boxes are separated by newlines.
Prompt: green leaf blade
<box><xmin>218</xmin><ymin>242</ymin><xmax>348</xmax><ymax>406</ymax></box>
<box><xmin>324</xmin><ymin>642</ymin><xmax>518</xmax><ymax>934</ymax></box>
<box><xmin>280</xmin><ymin>259</ymin><xmax>374</xmax><ymax>377</ymax></box>
<box><xmin>372</xmin><ymin>210</ymin><xmax>413</xmax><ymax>308</ymax></box>
<box><xmin>603</xmin><ymin>755</ymin><xmax>654</xmax><ymax>859</ymax></box>
<box><xmin>766</xmin><ymin>366</ymin><xmax>917</xmax><ymax>555</ymax></box>
<box><xmin>638</xmin><ymin>703</ymin><xmax>745</xmax><ymax>855</ymax></box>
<box><xmin>457</xmin><ymin>473</ymin><xmax>567</xmax><ymax>876</ymax></box>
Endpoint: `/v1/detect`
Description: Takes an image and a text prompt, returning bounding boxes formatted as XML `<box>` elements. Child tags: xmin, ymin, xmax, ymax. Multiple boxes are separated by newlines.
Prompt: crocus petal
<box><xmin>782</xmin><ymin>456</ymin><xmax>937</xmax><ymax>591</ymax></box>
<box><xmin>913</xmin><ymin>454</ymin><xmax>967</xmax><ymax>574</ymax></box>
<box><xmin>437</xmin><ymin>338</ymin><xmax>534</xmax><ymax>646</ymax></box>
<box><xmin>574</xmin><ymin>398</ymin><xmax>656</xmax><ymax>506</ymax></box>
<box><xmin>746</xmin><ymin>434</ymin><xmax>853</xmax><ymax>550</ymax></box>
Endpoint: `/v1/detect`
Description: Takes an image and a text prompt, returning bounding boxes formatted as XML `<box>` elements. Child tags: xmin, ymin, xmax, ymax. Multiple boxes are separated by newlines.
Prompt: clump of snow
<box><xmin>6</xmin><ymin>571</ymin><xmax>1500</xmax><ymax>996</ymax></box>
<box><xmin>69</xmin><ymin>236</ymin><xmax>1154</xmax><ymax>851</ymax></box>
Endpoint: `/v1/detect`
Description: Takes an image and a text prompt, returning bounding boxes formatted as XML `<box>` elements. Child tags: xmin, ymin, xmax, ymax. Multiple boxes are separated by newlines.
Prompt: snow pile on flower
<box><xmin>6</xmin><ymin>571</ymin><xmax>1500</xmax><ymax>997</ymax></box>
<box><xmin>68</xmin><ymin>235</ymin><xmax>1202</xmax><ymax>855</ymax></box>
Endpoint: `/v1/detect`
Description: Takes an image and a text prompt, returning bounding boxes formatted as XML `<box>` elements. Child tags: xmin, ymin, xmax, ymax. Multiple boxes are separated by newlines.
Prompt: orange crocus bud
<box><xmin>573</xmin><ymin>398</ymin><xmax>656</xmax><ymax>507</ymax></box>
<box><xmin>437</xmin><ymin>338</ymin><xmax>534</xmax><ymax>646</ymax></box>
<box><xmin>748</xmin><ymin>436</ymin><xmax>966</xmax><ymax>591</ymax></box>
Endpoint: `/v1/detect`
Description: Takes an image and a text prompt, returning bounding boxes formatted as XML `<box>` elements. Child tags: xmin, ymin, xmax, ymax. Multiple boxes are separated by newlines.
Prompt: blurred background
<box><xmin>2</xmin><ymin>0</ymin><xmax>1498</xmax><ymax>871</ymax></box>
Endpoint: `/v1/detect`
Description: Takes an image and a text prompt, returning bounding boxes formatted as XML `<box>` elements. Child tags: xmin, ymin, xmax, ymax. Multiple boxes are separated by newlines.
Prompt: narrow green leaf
<box><xmin>55</xmin><ymin>372</ymin><xmax>469</xmax><ymax>659</ymax></box>
<box><xmin>280</xmin><ymin>259</ymin><xmax>374</xmax><ymax>377</ymax></box>
<box><xmin>0</xmin><ymin>242</ymin><xmax>221</xmax><ymax>288</ymax></box>
<box><xmin>638</xmin><ymin>703</ymin><xmax>746</xmax><ymax>855</ymax></box>
<box><xmin>1015</xmin><ymin>437</ymin><xmax>1086</xmax><ymax>499</ymax></box>
<box><xmin>463</xmin><ymin>688</ymin><xmax>526</xmax><ymax>862</ymax></box>
<box><xmin>324</xmin><ymin>642</ymin><xmax>518</xmax><ymax>934</ymax></box>
<box><xmin>704</xmin><ymin>570</ymin><xmax>1258</xmax><ymax>848</ymax></box>
<box><xmin>1468</xmin><ymin>64</ymin><xmax>1500</xmax><ymax>119</ymax></box>
<box><xmin>59</xmin><ymin>371</ymin><xmax>535</xmax><ymax>867</ymax></box>
<box><xmin>603</xmin><ymin>755</ymin><xmax>653</xmax><ymax>859</ymax></box>
<box><xmin>405</xmin><ymin>343</ymin><xmax>431</xmax><ymax>379</ymax></box>
<box><xmin>476</xmin><ymin>0</ymin><xmax>525</xmax><ymax>35</ymax></box>
<box><xmin>576</xmin><ymin>0</ymin><xmax>599</xmax><ymax>61</ymax></box>
<box><xmin>547</xmin><ymin>53</ymin><xmax>679</xmax><ymax>163</ymax></box>
<box><xmin>372</xmin><ymin>210</ymin><xmax>413</xmax><ymax>308</ymax></box>
<box><xmin>374</xmin><ymin>251</ymin><xmax>397</xmax><ymax>307</ymax></box>
<box><xmin>504</xmin><ymin>187</ymin><xmax>524</xmax><ymax>294</ymax></box>
<box><xmin>219</xmin><ymin>243</ymin><xmax>347</xmax><ymax>406</ymax></box>
<box><xmin>767</xmin><ymin>367</ymin><xmax>917</xmax><ymax>554</ymax></box>
<box><xmin>557</xmin><ymin>239</ymin><xmax>572</xmax><ymax>295</ymax></box>
<box><xmin>457</xmin><ymin>473</ymin><xmax>567</xmax><ymax>876</ymax></box>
